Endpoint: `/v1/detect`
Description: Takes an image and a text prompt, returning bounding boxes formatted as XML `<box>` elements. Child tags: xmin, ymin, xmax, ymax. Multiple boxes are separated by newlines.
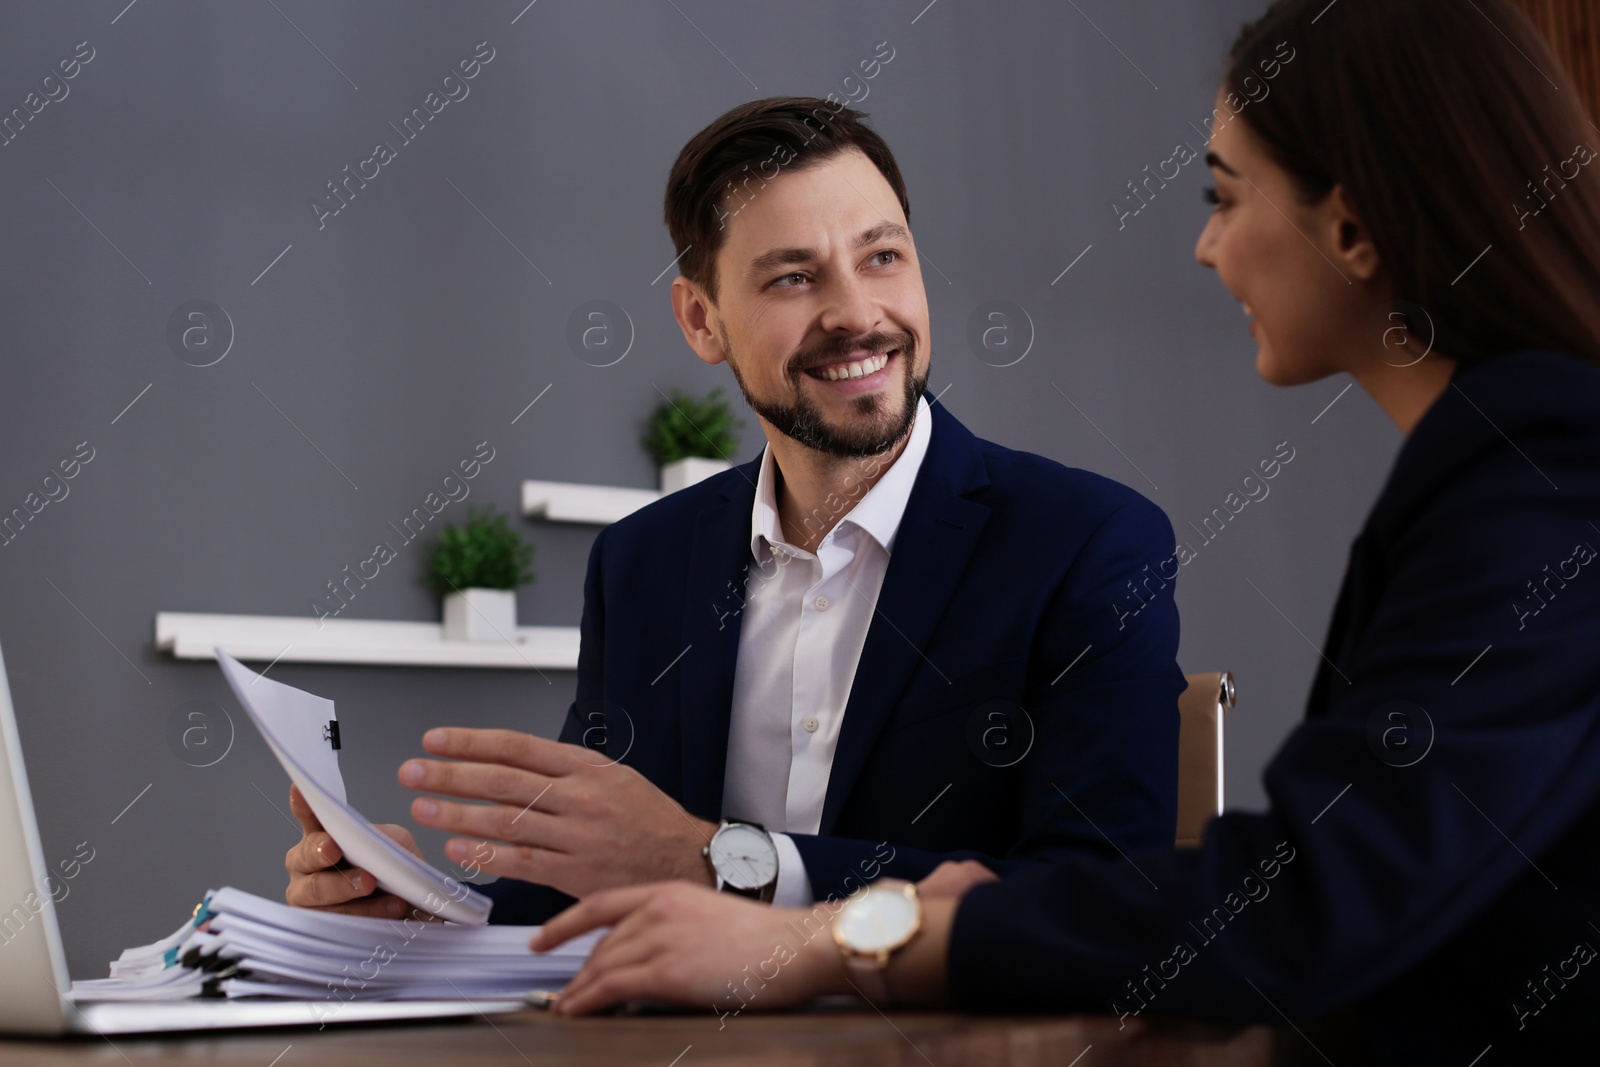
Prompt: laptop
<box><xmin>0</xmin><ymin>641</ymin><xmax>524</xmax><ymax>1036</ymax></box>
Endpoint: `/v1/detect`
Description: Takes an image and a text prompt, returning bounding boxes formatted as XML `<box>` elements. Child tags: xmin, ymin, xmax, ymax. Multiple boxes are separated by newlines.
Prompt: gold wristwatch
<box><xmin>832</xmin><ymin>879</ymin><xmax>922</xmax><ymax>1003</ymax></box>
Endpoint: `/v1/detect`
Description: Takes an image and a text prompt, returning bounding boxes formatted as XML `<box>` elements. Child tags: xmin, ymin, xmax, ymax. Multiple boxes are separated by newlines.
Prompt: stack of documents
<box><xmin>73</xmin><ymin>651</ymin><xmax>598</xmax><ymax>1007</ymax></box>
<box><xmin>71</xmin><ymin>886</ymin><xmax>597</xmax><ymax>1002</ymax></box>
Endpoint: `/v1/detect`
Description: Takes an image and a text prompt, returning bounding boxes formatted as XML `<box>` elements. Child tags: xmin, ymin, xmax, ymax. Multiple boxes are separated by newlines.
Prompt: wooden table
<box><xmin>0</xmin><ymin>1009</ymin><xmax>1279</xmax><ymax>1066</ymax></box>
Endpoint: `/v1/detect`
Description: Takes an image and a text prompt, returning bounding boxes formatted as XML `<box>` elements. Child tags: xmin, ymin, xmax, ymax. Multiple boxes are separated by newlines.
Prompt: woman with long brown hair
<box><xmin>533</xmin><ymin>0</ymin><xmax>1600</xmax><ymax>1058</ymax></box>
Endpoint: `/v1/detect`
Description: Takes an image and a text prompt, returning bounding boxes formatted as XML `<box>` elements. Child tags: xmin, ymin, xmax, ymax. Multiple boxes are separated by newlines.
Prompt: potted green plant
<box><xmin>642</xmin><ymin>387</ymin><xmax>744</xmax><ymax>494</ymax></box>
<box><xmin>423</xmin><ymin>505</ymin><xmax>536</xmax><ymax>642</ymax></box>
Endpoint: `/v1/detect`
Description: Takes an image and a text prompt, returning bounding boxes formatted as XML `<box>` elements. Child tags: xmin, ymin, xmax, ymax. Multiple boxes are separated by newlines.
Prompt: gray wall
<box><xmin>0</xmin><ymin>0</ymin><xmax>1399</xmax><ymax>978</ymax></box>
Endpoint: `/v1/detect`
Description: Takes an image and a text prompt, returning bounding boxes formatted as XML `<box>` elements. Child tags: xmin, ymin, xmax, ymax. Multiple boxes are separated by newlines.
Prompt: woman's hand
<box><xmin>916</xmin><ymin>859</ymin><xmax>999</xmax><ymax>900</ymax></box>
<box><xmin>532</xmin><ymin>881</ymin><xmax>849</xmax><ymax>1017</ymax></box>
<box><xmin>535</xmin><ymin>873</ymin><xmax>965</xmax><ymax>1016</ymax></box>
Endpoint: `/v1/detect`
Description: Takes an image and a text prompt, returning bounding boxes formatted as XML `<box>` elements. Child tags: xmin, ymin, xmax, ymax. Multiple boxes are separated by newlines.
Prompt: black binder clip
<box><xmin>322</xmin><ymin>721</ymin><xmax>341</xmax><ymax>750</ymax></box>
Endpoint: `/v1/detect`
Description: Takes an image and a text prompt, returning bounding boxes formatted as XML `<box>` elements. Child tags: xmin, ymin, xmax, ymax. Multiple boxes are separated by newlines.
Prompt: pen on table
<box><xmin>524</xmin><ymin>991</ymin><xmax>673</xmax><ymax>1016</ymax></box>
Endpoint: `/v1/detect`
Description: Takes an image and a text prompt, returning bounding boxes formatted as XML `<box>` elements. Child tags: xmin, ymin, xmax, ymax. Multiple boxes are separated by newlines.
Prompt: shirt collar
<box><xmin>749</xmin><ymin>393</ymin><xmax>934</xmax><ymax>560</ymax></box>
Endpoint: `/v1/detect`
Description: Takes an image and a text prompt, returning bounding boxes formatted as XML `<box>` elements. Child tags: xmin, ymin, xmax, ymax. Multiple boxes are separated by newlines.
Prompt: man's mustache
<box><xmin>790</xmin><ymin>330</ymin><xmax>915</xmax><ymax>376</ymax></box>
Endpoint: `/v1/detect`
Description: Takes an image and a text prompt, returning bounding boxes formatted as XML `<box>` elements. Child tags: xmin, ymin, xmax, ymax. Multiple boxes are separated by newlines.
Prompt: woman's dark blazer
<box><xmin>947</xmin><ymin>349</ymin><xmax>1600</xmax><ymax>1063</ymax></box>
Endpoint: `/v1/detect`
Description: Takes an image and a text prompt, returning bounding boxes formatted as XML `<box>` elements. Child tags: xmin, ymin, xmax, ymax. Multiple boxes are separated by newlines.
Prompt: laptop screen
<box><xmin>0</xmin><ymin>641</ymin><xmax>73</xmax><ymax>1035</ymax></box>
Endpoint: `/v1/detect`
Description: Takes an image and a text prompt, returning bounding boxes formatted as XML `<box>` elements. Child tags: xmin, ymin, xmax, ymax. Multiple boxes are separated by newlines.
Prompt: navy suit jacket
<box><xmin>482</xmin><ymin>397</ymin><xmax>1184</xmax><ymax>922</ymax></box>
<box><xmin>948</xmin><ymin>350</ymin><xmax>1600</xmax><ymax>1062</ymax></box>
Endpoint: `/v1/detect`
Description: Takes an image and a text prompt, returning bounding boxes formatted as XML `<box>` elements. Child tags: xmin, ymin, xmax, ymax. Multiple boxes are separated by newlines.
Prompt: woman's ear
<box><xmin>1324</xmin><ymin>183</ymin><xmax>1382</xmax><ymax>282</ymax></box>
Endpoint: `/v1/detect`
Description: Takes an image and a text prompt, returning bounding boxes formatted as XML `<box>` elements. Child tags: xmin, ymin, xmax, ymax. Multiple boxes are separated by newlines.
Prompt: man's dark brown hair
<box><xmin>664</xmin><ymin>96</ymin><xmax>910</xmax><ymax>302</ymax></box>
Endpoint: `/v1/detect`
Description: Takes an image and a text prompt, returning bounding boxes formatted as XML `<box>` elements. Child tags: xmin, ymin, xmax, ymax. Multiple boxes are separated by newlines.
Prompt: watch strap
<box><xmin>844</xmin><ymin>952</ymin><xmax>893</xmax><ymax>1003</ymax></box>
<box><xmin>720</xmin><ymin>879</ymin><xmax>776</xmax><ymax>903</ymax></box>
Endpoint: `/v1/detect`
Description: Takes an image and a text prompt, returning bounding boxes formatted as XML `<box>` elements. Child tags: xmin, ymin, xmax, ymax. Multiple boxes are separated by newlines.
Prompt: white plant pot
<box><xmin>660</xmin><ymin>456</ymin><xmax>732</xmax><ymax>495</ymax></box>
<box><xmin>442</xmin><ymin>588</ymin><xmax>517</xmax><ymax>643</ymax></box>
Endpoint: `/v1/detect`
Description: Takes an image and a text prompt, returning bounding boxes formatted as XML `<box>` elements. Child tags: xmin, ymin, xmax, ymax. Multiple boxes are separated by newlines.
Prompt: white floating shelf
<box><xmin>155</xmin><ymin>612</ymin><xmax>579</xmax><ymax>670</ymax></box>
<box><xmin>521</xmin><ymin>479</ymin><xmax>660</xmax><ymax>525</ymax></box>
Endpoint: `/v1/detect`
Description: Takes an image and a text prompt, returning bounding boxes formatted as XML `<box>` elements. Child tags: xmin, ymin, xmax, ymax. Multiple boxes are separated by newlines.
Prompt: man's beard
<box><xmin>720</xmin><ymin>325</ymin><xmax>928</xmax><ymax>458</ymax></box>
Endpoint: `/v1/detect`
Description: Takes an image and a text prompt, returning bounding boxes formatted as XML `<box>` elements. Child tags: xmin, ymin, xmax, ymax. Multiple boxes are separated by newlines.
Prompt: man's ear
<box><xmin>671</xmin><ymin>277</ymin><xmax>728</xmax><ymax>367</ymax></box>
<box><xmin>1323</xmin><ymin>183</ymin><xmax>1381</xmax><ymax>282</ymax></box>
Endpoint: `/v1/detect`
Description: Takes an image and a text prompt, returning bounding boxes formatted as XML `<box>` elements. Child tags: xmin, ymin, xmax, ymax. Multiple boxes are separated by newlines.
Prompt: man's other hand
<box><xmin>400</xmin><ymin>727</ymin><xmax>719</xmax><ymax>900</ymax></box>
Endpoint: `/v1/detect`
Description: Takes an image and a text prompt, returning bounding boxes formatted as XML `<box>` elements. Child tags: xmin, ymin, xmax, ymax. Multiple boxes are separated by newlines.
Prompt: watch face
<box><xmin>836</xmin><ymin>885</ymin><xmax>919</xmax><ymax>953</ymax></box>
<box><xmin>711</xmin><ymin>824</ymin><xmax>778</xmax><ymax>890</ymax></box>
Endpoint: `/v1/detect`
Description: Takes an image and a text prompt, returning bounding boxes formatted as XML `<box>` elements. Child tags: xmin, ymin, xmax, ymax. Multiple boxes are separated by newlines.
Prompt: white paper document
<box><xmin>71</xmin><ymin>886</ymin><xmax>598</xmax><ymax>1003</ymax></box>
<box><xmin>214</xmin><ymin>649</ymin><xmax>493</xmax><ymax>925</ymax></box>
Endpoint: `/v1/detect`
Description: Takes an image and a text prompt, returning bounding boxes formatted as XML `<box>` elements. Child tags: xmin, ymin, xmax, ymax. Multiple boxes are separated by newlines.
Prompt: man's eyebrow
<box><xmin>746</xmin><ymin>246</ymin><xmax>816</xmax><ymax>280</ymax></box>
<box><xmin>745</xmin><ymin>223</ymin><xmax>912</xmax><ymax>281</ymax></box>
<box><xmin>854</xmin><ymin>222</ymin><xmax>910</xmax><ymax>248</ymax></box>
<box><xmin>1205</xmin><ymin>151</ymin><xmax>1239</xmax><ymax>177</ymax></box>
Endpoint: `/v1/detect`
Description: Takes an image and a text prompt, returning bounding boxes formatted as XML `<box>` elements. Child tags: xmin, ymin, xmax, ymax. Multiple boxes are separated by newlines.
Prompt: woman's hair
<box><xmin>1225</xmin><ymin>0</ymin><xmax>1600</xmax><ymax>367</ymax></box>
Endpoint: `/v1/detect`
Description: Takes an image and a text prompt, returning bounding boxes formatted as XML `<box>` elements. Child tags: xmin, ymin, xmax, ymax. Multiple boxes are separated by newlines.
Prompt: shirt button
<box><xmin>813</xmin><ymin>595</ymin><xmax>830</xmax><ymax>611</ymax></box>
<box><xmin>801</xmin><ymin>717</ymin><xmax>819</xmax><ymax>733</ymax></box>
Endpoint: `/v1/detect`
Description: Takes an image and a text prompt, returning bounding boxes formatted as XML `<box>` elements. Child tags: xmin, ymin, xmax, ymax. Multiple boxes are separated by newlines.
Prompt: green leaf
<box><xmin>422</xmin><ymin>505</ymin><xmax>536</xmax><ymax>595</ymax></box>
<box><xmin>641</xmin><ymin>386</ymin><xmax>744</xmax><ymax>465</ymax></box>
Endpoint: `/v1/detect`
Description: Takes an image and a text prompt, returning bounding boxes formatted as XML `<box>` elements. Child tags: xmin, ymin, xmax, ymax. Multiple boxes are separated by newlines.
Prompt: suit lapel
<box><xmin>675</xmin><ymin>459</ymin><xmax>760</xmax><ymax>822</ymax></box>
<box><xmin>819</xmin><ymin>401</ymin><xmax>992</xmax><ymax>832</ymax></box>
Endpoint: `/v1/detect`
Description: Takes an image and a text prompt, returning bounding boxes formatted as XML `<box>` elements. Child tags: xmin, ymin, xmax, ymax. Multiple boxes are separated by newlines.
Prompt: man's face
<box><xmin>695</xmin><ymin>148</ymin><xmax>931</xmax><ymax>458</ymax></box>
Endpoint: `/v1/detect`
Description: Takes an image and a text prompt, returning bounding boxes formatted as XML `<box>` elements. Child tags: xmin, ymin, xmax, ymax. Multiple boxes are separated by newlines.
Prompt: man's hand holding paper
<box><xmin>283</xmin><ymin>784</ymin><xmax>426</xmax><ymax>920</ymax></box>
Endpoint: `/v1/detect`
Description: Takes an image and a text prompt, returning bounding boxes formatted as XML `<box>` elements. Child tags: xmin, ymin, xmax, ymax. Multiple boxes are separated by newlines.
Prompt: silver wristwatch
<box><xmin>703</xmin><ymin>819</ymin><xmax>779</xmax><ymax>903</ymax></box>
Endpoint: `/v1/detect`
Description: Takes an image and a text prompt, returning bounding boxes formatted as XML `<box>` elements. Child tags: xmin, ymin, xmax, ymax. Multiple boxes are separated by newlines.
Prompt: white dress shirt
<box><xmin>721</xmin><ymin>394</ymin><xmax>934</xmax><ymax>905</ymax></box>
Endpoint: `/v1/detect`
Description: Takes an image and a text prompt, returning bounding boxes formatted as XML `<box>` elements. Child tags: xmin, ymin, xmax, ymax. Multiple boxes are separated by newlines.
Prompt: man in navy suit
<box><xmin>285</xmin><ymin>97</ymin><xmax>1184</xmax><ymax>924</ymax></box>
